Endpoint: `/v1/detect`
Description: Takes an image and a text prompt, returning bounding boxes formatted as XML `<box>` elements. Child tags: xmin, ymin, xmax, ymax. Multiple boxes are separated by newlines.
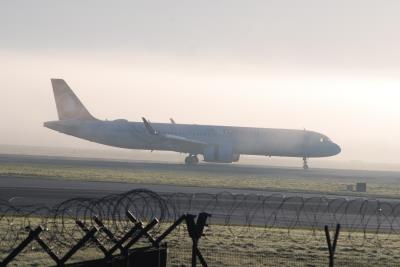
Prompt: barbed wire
<box><xmin>1</xmin><ymin>189</ymin><xmax>400</xmax><ymax>251</ymax></box>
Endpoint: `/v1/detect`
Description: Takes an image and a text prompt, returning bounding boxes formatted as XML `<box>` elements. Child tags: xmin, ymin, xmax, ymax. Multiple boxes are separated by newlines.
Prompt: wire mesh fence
<box><xmin>167</xmin><ymin>247</ymin><xmax>400</xmax><ymax>267</ymax></box>
<box><xmin>2</xmin><ymin>189</ymin><xmax>400</xmax><ymax>266</ymax></box>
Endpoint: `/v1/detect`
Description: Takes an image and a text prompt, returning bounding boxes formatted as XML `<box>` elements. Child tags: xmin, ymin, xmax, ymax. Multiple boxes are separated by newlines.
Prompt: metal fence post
<box><xmin>0</xmin><ymin>226</ymin><xmax>43</xmax><ymax>267</ymax></box>
<box><xmin>59</xmin><ymin>227</ymin><xmax>98</xmax><ymax>265</ymax></box>
<box><xmin>186</xmin><ymin>213</ymin><xmax>211</xmax><ymax>267</ymax></box>
<box><xmin>126</xmin><ymin>211</ymin><xmax>158</xmax><ymax>246</ymax></box>
<box><xmin>325</xmin><ymin>224</ymin><xmax>341</xmax><ymax>267</ymax></box>
<box><xmin>155</xmin><ymin>215</ymin><xmax>187</xmax><ymax>246</ymax></box>
<box><xmin>76</xmin><ymin>220</ymin><xmax>108</xmax><ymax>256</ymax></box>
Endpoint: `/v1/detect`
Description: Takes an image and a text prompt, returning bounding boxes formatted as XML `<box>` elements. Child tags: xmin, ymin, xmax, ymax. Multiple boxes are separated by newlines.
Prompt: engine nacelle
<box><xmin>203</xmin><ymin>145</ymin><xmax>240</xmax><ymax>163</ymax></box>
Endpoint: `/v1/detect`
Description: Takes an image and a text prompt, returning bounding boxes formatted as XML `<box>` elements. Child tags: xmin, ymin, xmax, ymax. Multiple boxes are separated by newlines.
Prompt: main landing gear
<box><xmin>185</xmin><ymin>154</ymin><xmax>199</xmax><ymax>166</ymax></box>
<box><xmin>303</xmin><ymin>157</ymin><xmax>309</xmax><ymax>170</ymax></box>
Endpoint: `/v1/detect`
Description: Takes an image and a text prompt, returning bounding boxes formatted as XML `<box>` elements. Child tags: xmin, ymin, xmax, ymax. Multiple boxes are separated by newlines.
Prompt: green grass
<box><xmin>2</xmin><ymin>161</ymin><xmax>400</xmax><ymax>265</ymax></box>
<box><xmin>1</xmin><ymin>162</ymin><xmax>400</xmax><ymax>198</ymax></box>
<box><xmin>1</xmin><ymin>217</ymin><xmax>400</xmax><ymax>266</ymax></box>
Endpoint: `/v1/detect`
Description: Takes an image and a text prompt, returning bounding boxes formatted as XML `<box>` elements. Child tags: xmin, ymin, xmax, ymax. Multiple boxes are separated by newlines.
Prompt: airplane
<box><xmin>44</xmin><ymin>79</ymin><xmax>341</xmax><ymax>169</ymax></box>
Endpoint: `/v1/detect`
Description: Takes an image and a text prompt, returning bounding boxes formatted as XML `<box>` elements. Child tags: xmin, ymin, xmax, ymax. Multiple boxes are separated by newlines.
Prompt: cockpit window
<box><xmin>320</xmin><ymin>136</ymin><xmax>331</xmax><ymax>143</ymax></box>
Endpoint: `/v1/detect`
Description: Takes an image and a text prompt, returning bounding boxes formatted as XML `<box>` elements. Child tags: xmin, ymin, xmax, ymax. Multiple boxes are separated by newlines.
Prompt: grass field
<box><xmin>1</xmin><ymin>216</ymin><xmax>400</xmax><ymax>266</ymax></box>
<box><xmin>2</xmin><ymin>161</ymin><xmax>400</xmax><ymax>198</ymax></box>
<box><xmin>2</xmin><ymin>156</ymin><xmax>400</xmax><ymax>265</ymax></box>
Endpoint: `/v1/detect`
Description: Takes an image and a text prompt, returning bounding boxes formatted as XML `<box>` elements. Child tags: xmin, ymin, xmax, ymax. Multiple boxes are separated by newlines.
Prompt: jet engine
<box><xmin>203</xmin><ymin>145</ymin><xmax>240</xmax><ymax>163</ymax></box>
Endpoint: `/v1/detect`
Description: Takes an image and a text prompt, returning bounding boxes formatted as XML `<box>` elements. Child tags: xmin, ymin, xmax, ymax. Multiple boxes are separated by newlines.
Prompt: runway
<box><xmin>1</xmin><ymin>153</ymin><xmax>400</xmax><ymax>205</ymax></box>
<box><xmin>1</xmin><ymin>154</ymin><xmax>400</xmax><ymax>229</ymax></box>
<box><xmin>2</xmin><ymin>153</ymin><xmax>400</xmax><ymax>183</ymax></box>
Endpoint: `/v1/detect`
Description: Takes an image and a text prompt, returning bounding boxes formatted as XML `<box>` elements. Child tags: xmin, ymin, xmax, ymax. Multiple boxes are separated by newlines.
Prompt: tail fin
<box><xmin>51</xmin><ymin>79</ymin><xmax>96</xmax><ymax>120</ymax></box>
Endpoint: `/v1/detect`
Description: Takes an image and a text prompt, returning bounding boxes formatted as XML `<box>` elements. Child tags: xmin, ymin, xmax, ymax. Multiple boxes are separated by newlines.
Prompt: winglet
<box><xmin>170</xmin><ymin>118</ymin><xmax>176</xmax><ymax>124</ymax></box>
<box><xmin>142</xmin><ymin>117</ymin><xmax>158</xmax><ymax>135</ymax></box>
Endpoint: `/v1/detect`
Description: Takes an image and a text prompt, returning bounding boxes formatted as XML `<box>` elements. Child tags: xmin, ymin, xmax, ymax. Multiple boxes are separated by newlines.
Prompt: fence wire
<box><xmin>1</xmin><ymin>189</ymin><xmax>400</xmax><ymax>254</ymax></box>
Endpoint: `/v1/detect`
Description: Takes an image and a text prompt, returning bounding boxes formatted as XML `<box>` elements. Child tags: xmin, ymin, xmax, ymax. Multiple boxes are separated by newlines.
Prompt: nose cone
<box><xmin>332</xmin><ymin>143</ymin><xmax>341</xmax><ymax>156</ymax></box>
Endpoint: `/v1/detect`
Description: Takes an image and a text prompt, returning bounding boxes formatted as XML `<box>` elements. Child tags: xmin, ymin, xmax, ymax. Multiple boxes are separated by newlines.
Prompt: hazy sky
<box><xmin>1</xmin><ymin>1</ymin><xmax>400</xmax><ymax>163</ymax></box>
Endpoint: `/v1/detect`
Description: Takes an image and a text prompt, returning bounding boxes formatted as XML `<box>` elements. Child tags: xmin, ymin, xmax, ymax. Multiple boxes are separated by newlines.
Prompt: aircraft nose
<box><xmin>332</xmin><ymin>143</ymin><xmax>341</xmax><ymax>155</ymax></box>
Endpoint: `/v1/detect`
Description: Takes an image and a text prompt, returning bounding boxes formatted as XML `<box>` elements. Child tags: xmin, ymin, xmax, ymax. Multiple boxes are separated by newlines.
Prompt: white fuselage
<box><xmin>44</xmin><ymin>119</ymin><xmax>341</xmax><ymax>160</ymax></box>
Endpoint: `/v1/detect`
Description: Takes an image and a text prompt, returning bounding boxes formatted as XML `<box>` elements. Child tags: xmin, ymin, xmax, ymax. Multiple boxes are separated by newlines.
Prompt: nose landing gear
<box><xmin>185</xmin><ymin>154</ymin><xmax>199</xmax><ymax>165</ymax></box>
<box><xmin>303</xmin><ymin>157</ymin><xmax>309</xmax><ymax>170</ymax></box>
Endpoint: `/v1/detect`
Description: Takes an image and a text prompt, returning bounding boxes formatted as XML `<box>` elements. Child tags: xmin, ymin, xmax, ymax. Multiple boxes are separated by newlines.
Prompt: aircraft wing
<box><xmin>142</xmin><ymin>118</ymin><xmax>208</xmax><ymax>152</ymax></box>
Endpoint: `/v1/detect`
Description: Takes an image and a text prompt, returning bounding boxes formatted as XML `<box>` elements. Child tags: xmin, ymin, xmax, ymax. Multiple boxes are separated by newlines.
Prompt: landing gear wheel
<box><xmin>185</xmin><ymin>155</ymin><xmax>199</xmax><ymax>166</ymax></box>
<box><xmin>303</xmin><ymin>157</ymin><xmax>309</xmax><ymax>170</ymax></box>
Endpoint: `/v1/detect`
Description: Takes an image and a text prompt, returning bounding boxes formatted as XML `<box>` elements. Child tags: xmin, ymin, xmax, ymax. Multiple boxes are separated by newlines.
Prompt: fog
<box><xmin>1</xmin><ymin>1</ymin><xmax>400</xmax><ymax>166</ymax></box>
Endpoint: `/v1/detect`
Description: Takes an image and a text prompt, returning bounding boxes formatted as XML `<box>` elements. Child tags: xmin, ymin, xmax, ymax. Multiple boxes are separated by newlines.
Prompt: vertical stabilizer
<box><xmin>51</xmin><ymin>79</ymin><xmax>95</xmax><ymax>120</ymax></box>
